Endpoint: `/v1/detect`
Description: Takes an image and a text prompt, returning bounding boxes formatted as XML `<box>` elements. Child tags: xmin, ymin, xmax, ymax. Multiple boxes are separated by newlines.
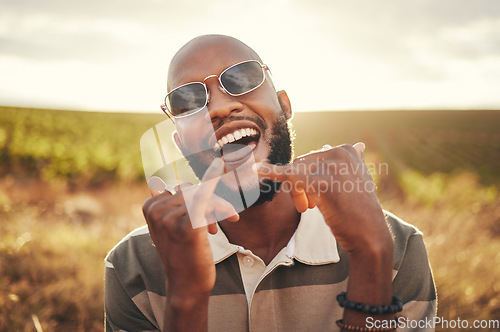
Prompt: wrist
<box><xmin>167</xmin><ymin>281</ymin><xmax>212</xmax><ymax>307</ymax></box>
<box><xmin>164</xmin><ymin>265</ymin><xmax>216</xmax><ymax>296</ymax></box>
<box><xmin>347</xmin><ymin>242</ymin><xmax>393</xmax><ymax>303</ymax></box>
<box><xmin>168</xmin><ymin>291</ymin><xmax>210</xmax><ymax>311</ymax></box>
<box><xmin>349</xmin><ymin>233</ymin><xmax>393</xmax><ymax>269</ymax></box>
<box><xmin>165</xmin><ymin>288</ymin><xmax>210</xmax><ymax>331</ymax></box>
<box><xmin>342</xmin><ymin>237</ymin><xmax>395</xmax><ymax>328</ymax></box>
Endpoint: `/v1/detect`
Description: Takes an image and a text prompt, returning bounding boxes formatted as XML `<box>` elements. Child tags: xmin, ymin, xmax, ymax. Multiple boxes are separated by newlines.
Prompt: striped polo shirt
<box><xmin>105</xmin><ymin>208</ymin><xmax>436</xmax><ymax>331</ymax></box>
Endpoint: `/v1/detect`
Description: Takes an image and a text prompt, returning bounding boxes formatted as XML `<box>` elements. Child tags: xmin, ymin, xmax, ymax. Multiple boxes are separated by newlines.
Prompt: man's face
<box><xmin>168</xmin><ymin>36</ymin><xmax>293</xmax><ymax>205</ymax></box>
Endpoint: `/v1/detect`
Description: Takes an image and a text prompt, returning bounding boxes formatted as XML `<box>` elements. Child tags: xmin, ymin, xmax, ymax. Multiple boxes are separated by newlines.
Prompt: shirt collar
<box><xmin>208</xmin><ymin>206</ymin><xmax>340</xmax><ymax>265</ymax></box>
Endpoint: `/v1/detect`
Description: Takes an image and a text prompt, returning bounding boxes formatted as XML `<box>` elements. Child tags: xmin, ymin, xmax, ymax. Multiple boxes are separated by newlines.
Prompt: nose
<box><xmin>204</xmin><ymin>77</ymin><xmax>243</xmax><ymax>121</ymax></box>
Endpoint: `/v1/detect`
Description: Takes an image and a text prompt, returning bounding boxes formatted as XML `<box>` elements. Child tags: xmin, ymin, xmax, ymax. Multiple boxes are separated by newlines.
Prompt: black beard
<box><xmin>182</xmin><ymin>112</ymin><xmax>294</xmax><ymax>208</ymax></box>
<box><xmin>250</xmin><ymin>112</ymin><xmax>293</xmax><ymax>206</ymax></box>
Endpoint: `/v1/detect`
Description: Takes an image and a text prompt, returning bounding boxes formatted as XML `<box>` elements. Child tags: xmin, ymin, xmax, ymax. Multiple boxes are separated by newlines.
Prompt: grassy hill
<box><xmin>2</xmin><ymin>106</ymin><xmax>499</xmax><ymax>186</ymax></box>
<box><xmin>292</xmin><ymin>110</ymin><xmax>500</xmax><ymax>185</ymax></box>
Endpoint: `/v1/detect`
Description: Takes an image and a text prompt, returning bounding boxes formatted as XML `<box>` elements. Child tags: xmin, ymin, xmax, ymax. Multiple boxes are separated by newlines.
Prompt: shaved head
<box><xmin>167</xmin><ymin>35</ymin><xmax>263</xmax><ymax>91</ymax></box>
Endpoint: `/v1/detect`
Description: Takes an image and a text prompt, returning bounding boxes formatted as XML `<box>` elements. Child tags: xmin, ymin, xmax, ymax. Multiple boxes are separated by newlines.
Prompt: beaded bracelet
<box><xmin>336</xmin><ymin>292</ymin><xmax>403</xmax><ymax>315</ymax></box>
<box><xmin>336</xmin><ymin>319</ymin><xmax>397</xmax><ymax>332</ymax></box>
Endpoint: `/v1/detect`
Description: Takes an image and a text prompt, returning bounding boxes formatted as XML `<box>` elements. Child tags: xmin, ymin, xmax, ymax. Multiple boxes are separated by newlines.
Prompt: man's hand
<box><xmin>142</xmin><ymin>158</ymin><xmax>239</xmax><ymax>331</ymax></box>
<box><xmin>257</xmin><ymin>143</ymin><xmax>390</xmax><ymax>254</ymax></box>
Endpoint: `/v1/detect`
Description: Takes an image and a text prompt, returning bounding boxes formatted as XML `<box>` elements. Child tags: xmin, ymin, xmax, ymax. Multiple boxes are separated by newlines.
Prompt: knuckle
<box><xmin>147</xmin><ymin>203</ymin><xmax>164</xmax><ymax>222</ymax></box>
<box><xmin>142</xmin><ymin>197</ymin><xmax>154</xmax><ymax>217</ymax></box>
<box><xmin>144</xmin><ymin>196</ymin><xmax>176</xmax><ymax>223</ymax></box>
<box><xmin>157</xmin><ymin>208</ymin><xmax>188</xmax><ymax>235</ymax></box>
<box><xmin>172</xmin><ymin>190</ymin><xmax>185</xmax><ymax>202</ymax></box>
<box><xmin>159</xmin><ymin>212</ymin><xmax>176</xmax><ymax>229</ymax></box>
<box><xmin>340</xmin><ymin>144</ymin><xmax>356</xmax><ymax>154</ymax></box>
<box><xmin>329</xmin><ymin>144</ymin><xmax>356</xmax><ymax>160</ymax></box>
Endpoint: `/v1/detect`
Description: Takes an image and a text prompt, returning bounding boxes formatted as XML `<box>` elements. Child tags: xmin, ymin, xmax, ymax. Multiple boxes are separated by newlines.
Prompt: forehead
<box><xmin>168</xmin><ymin>37</ymin><xmax>261</xmax><ymax>90</ymax></box>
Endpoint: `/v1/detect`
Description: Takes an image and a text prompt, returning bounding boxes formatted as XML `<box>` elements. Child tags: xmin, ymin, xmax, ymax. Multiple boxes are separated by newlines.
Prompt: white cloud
<box><xmin>1</xmin><ymin>0</ymin><xmax>500</xmax><ymax>111</ymax></box>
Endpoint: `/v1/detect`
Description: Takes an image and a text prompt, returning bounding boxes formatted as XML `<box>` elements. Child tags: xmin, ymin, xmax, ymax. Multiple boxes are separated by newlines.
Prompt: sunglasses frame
<box><xmin>161</xmin><ymin>60</ymin><xmax>270</xmax><ymax>119</ymax></box>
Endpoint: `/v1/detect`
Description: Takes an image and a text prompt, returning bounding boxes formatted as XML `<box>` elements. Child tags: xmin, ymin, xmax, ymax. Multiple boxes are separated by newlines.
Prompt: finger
<box><xmin>142</xmin><ymin>190</ymin><xmax>179</xmax><ymax>222</ymax></box>
<box><xmin>256</xmin><ymin>161</ymin><xmax>295</xmax><ymax>182</ymax></box>
<box><xmin>206</xmin><ymin>209</ymin><xmax>239</xmax><ymax>235</ymax></box>
<box><xmin>353</xmin><ymin>142</ymin><xmax>366</xmax><ymax>161</ymax></box>
<box><xmin>291</xmin><ymin>189</ymin><xmax>309</xmax><ymax>213</ymax></box>
<box><xmin>281</xmin><ymin>180</ymin><xmax>310</xmax><ymax>213</ymax></box>
<box><xmin>294</xmin><ymin>143</ymin><xmax>332</xmax><ymax>160</ymax></box>
<box><xmin>190</xmin><ymin>199</ymin><xmax>239</xmax><ymax>230</ymax></box>
<box><xmin>307</xmin><ymin>194</ymin><xmax>317</xmax><ymax>208</ymax></box>
<box><xmin>200</xmin><ymin>158</ymin><xmax>225</xmax><ymax>189</ymax></box>
<box><xmin>210</xmin><ymin>197</ymin><xmax>240</xmax><ymax>222</ymax></box>
<box><xmin>144</xmin><ymin>195</ymin><xmax>182</xmax><ymax>227</ymax></box>
<box><xmin>186</xmin><ymin>158</ymin><xmax>225</xmax><ymax>226</ymax></box>
<box><xmin>147</xmin><ymin>176</ymin><xmax>167</xmax><ymax>197</ymax></box>
<box><xmin>207</xmin><ymin>223</ymin><xmax>218</xmax><ymax>235</ymax></box>
<box><xmin>292</xmin><ymin>191</ymin><xmax>309</xmax><ymax>213</ymax></box>
<box><xmin>174</xmin><ymin>182</ymin><xmax>193</xmax><ymax>192</ymax></box>
<box><xmin>204</xmin><ymin>212</ymin><xmax>218</xmax><ymax>235</ymax></box>
<box><xmin>145</xmin><ymin>204</ymin><xmax>187</xmax><ymax>246</ymax></box>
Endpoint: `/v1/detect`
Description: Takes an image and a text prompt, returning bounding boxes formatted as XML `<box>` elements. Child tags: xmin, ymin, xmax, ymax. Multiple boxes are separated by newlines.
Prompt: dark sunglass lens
<box><xmin>221</xmin><ymin>61</ymin><xmax>264</xmax><ymax>95</ymax></box>
<box><xmin>166</xmin><ymin>83</ymin><xmax>207</xmax><ymax>116</ymax></box>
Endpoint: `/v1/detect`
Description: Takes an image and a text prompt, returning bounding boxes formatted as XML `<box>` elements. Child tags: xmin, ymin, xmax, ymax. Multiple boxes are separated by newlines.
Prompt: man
<box><xmin>105</xmin><ymin>35</ymin><xmax>436</xmax><ymax>331</ymax></box>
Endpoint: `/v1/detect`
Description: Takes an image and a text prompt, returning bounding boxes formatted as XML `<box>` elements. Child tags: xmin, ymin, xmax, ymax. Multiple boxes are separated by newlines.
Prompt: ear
<box><xmin>172</xmin><ymin>131</ymin><xmax>183</xmax><ymax>152</ymax></box>
<box><xmin>277</xmin><ymin>90</ymin><xmax>292</xmax><ymax>120</ymax></box>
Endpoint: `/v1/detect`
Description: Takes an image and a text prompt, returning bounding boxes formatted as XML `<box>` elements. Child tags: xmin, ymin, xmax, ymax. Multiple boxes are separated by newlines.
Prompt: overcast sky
<box><xmin>1</xmin><ymin>0</ymin><xmax>500</xmax><ymax>113</ymax></box>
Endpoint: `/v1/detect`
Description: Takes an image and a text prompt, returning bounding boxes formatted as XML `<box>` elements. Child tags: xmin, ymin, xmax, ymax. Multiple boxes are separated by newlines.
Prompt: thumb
<box><xmin>255</xmin><ymin>161</ymin><xmax>295</xmax><ymax>182</ymax></box>
<box><xmin>147</xmin><ymin>176</ymin><xmax>167</xmax><ymax>197</ymax></box>
<box><xmin>353</xmin><ymin>142</ymin><xmax>366</xmax><ymax>161</ymax></box>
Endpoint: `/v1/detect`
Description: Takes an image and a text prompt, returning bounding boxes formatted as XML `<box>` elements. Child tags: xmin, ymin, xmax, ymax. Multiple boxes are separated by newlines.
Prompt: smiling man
<box><xmin>105</xmin><ymin>35</ymin><xmax>436</xmax><ymax>331</ymax></box>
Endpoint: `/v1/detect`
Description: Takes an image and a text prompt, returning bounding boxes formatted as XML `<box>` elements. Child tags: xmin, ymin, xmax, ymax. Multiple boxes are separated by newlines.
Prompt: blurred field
<box><xmin>1</xmin><ymin>106</ymin><xmax>500</xmax><ymax>331</ymax></box>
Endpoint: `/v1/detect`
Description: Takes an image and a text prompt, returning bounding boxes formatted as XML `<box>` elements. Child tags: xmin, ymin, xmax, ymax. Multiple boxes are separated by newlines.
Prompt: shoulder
<box><xmin>105</xmin><ymin>226</ymin><xmax>164</xmax><ymax>286</ymax></box>
<box><xmin>104</xmin><ymin>226</ymin><xmax>164</xmax><ymax>330</ymax></box>
<box><xmin>383</xmin><ymin>210</ymin><xmax>426</xmax><ymax>270</ymax></box>
<box><xmin>383</xmin><ymin>212</ymin><xmax>437</xmax><ymax>321</ymax></box>
<box><xmin>105</xmin><ymin>225</ymin><xmax>156</xmax><ymax>267</ymax></box>
<box><xmin>384</xmin><ymin>210</ymin><xmax>422</xmax><ymax>239</ymax></box>
<box><xmin>384</xmin><ymin>210</ymin><xmax>436</xmax><ymax>299</ymax></box>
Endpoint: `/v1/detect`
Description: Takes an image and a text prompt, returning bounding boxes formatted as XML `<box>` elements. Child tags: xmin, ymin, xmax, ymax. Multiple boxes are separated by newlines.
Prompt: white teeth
<box><xmin>213</xmin><ymin>127</ymin><xmax>259</xmax><ymax>151</ymax></box>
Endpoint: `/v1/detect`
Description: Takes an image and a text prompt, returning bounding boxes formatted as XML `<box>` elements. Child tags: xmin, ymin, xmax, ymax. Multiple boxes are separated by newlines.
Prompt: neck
<box><xmin>219</xmin><ymin>189</ymin><xmax>300</xmax><ymax>265</ymax></box>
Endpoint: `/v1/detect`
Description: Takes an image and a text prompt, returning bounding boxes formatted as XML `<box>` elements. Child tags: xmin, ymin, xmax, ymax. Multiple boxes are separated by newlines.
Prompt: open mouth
<box><xmin>213</xmin><ymin>127</ymin><xmax>260</xmax><ymax>163</ymax></box>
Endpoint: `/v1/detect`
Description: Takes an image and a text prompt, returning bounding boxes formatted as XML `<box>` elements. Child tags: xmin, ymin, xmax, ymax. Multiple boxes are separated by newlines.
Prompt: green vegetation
<box><xmin>1</xmin><ymin>106</ymin><xmax>499</xmax><ymax>330</ymax></box>
<box><xmin>291</xmin><ymin>110</ymin><xmax>500</xmax><ymax>187</ymax></box>
<box><xmin>0</xmin><ymin>107</ymin><xmax>163</xmax><ymax>186</ymax></box>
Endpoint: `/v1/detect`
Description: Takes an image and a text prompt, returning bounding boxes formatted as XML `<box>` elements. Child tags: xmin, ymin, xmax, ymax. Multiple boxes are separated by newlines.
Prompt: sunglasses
<box><xmin>161</xmin><ymin>60</ymin><xmax>270</xmax><ymax>118</ymax></box>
